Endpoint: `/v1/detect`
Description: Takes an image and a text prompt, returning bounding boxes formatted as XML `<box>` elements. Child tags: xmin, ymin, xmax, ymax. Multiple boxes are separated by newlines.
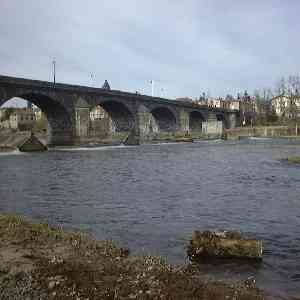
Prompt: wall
<box><xmin>224</xmin><ymin>126</ymin><xmax>299</xmax><ymax>139</ymax></box>
<box><xmin>202</xmin><ymin>120</ymin><xmax>223</xmax><ymax>136</ymax></box>
<box><xmin>75</xmin><ymin>108</ymin><xmax>90</xmax><ymax>137</ymax></box>
<box><xmin>89</xmin><ymin>118</ymin><xmax>114</xmax><ymax>138</ymax></box>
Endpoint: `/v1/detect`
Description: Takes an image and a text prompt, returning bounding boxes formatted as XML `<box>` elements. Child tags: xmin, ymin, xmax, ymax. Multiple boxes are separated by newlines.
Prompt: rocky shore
<box><xmin>0</xmin><ymin>214</ymin><xmax>284</xmax><ymax>299</ymax></box>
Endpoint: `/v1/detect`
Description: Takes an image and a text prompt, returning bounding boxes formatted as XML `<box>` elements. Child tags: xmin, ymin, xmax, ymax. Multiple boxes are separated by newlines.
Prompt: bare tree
<box><xmin>287</xmin><ymin>75</ymin><xmax>300</xmax><ymax>96</ymax></box>
<box><xmin>275</xmin><ymin>77</ymin><xmax>286</xmax><ymax>96</ymax></box>
<box><xmin>272</xmin><ymin>75</ymin><xmax>300</xmax><ymax>120</ymax></box>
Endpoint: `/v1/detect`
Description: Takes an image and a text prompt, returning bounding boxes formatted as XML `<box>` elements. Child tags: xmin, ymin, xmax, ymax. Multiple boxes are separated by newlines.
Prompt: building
<box><xmin>228</xmin><ymin>100</ymin><xmax>240</xmax><ymax>110</ymax></box>
<box><xmin>206</xmin><ymin>98</ymin><xmax>231</xmax><ymax>109</ymax></box>
<box><xmin>90</xmin><ymin>105</ymin><xmax>107</xmax><ymax>121</ymax></box>
<box><xmin>0</xmin><ymin>108</ymin><xmax>36</xmax><ymax>130</ymax></box>
<box><xmin>89</xmin><ymin>105</ymin><xmax>114</xmax><ymax>136</ymax></box>
<box><xmin>9</xmin><ymin>108</ymin><xmax>36</xmax><ymax>130</ymax></box>
<box><xmin>207</xmin><ymin>98</ymin><xmax>221</xmax><ymax>108</ymax></box>
<box><xmin>197</xmin><ymin>99</ymin><xmax>208</xmax><ymax>106</ymax></box>
<box><xmin>0</xmin><ymin>108</ymin><xmax>7</xmax><ymax>121</ymax></box>
<box><xmin>271</xmin><ymin>95</ymin><xmax>300</xmax><ymax>118</ymax></box>
<box><xmin>0</xmin><ymin>108</ymin><xmax>11</xmax><ymax>129</ymax></box>
<box><xmin>271</xmin><ymin>95</ymin><xmax>289</xmax><ymax>117</ymax></box>
<box><xmin>33</xmin><ymin>107</ymin><xmax>43</xmax><ymax>120</ymax></box>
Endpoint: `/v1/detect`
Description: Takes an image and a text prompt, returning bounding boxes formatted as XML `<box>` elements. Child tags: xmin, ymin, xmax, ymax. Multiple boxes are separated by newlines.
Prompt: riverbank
<box><xmin>224</xmin><ymin>126</ymin><xmax>300</xmax><ymax>140</ymax></box>
<box><xmin>286</xmin><ymin>155</ymin><xmax>300</xmax><ymax>163</ymax></box>
<box><xmin>0</xmin><ymin>130</ymin><xmax>49</xmax><ymax>150</ymax></box>
<box><xmin>0</xmin><ymin>214</ymin><xmax>269</xmax><ymax>300</ymax></box>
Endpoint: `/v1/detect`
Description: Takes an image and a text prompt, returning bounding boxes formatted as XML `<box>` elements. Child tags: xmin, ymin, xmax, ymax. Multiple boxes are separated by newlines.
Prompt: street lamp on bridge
<box><xmin>52</xmin><ymin>58</ymin><xmax>56</xmax><ymax>85</ymax></box>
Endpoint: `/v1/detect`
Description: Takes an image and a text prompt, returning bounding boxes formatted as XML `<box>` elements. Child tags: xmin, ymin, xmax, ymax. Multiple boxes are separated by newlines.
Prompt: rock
<box><xmin>244</xmin><ymin>276</ymin><xmax>256</xmax><ymax>288</ymax></box>
<box><xmin>221</xmin><ymin>133</ymin><xmax>228</xmax><ymax>140</ymax></box>
<box><xmin>187</xmin><ymin>230</ymin><xmax>263</xmax><ymax>261</ymax></box>
<box><xmin>18</xmin><ymin>133</ymin><xmax>47</xmax><ymax>152</ymax></box>
<box><xmin>174</xmin><ymin>137</ymin><xmax>194</xmax><ymax>143</ymax></box>
<box><xmin>48</xmin><ymin>281</ymin><xmax>55</xmax><ymax>290</ymax></box>
<box><xmin>123</xmin><ymin>131</ymin><xmax>140</xmax><ymax>146</ymax></box>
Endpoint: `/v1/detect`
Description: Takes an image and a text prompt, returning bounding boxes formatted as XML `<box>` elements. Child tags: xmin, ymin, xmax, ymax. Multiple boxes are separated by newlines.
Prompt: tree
<box><xmin>275</xmin><ymin>77</ymin><xmax>286</xmax><ymax>96</ymax></box>
<box><xmin>0</xmin><ymin>107</ymin><xmax>14</xmax><ymax>122</ymax></box>
<box><xmin>225</xmin><ymin>94</ymin><xmax>234</xmax><ymax>101</ymax></box>
<box><xmin>287</xmin><ymin>75</ymin><xmax>300</xmax><ymax>96</ymax></box>
<box><xmin>274</xmin><ymin>75</ymin><xmax>300</xmax><ymax>120</ymax></box>
<box><xmin>252</xmin><ymin>88</ymin><xmax>278</xmax><ymax>125</ymax></box>
<box><xmin>33</xmin><ymin>113</ymin><xmax>49</xmax><ymax>133</ymax></box>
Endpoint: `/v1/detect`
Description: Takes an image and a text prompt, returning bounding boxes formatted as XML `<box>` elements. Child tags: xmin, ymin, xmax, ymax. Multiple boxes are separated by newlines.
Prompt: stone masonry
<box><xmin>0</xmin><ymin>75</ymin><xmax>239</xmax><ymax>145</ymax></box>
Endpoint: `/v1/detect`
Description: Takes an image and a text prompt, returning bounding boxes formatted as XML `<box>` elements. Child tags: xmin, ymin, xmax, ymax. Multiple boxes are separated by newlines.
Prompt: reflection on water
<box><xmin>0</xmin><ymin>138</ymin><xmax>300</xmax><ymax>298</ymax></box>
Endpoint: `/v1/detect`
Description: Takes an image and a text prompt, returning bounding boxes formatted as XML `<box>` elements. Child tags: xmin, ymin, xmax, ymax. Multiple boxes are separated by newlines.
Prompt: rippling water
<box><xmin>1</xmin><ymin>139</ymin><xmax>300</xmax><ymax>297</ymax></box>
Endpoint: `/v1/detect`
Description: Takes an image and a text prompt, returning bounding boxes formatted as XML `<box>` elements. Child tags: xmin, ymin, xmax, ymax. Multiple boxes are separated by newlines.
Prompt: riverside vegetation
<box><xmin>0</xmin><ymin>214</ymin><xmax>272</xmax><ymax>300</ymax></box>
<box><xmin>287</xmin><ymin>156</ymin><xmax>300</xmax><ymax>163</ymax></box>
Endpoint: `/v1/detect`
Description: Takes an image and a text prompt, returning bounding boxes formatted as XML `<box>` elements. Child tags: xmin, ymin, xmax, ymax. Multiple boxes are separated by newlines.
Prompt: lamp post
<box><xmin>90</xmin><ymin>73</ymin><xmax>94</xmax><ymax>87</ymax></box>
<box><xmin>150</xmin><ymin>80</ymin><xmax>154</xmax><ymax>97</ymax></box>
<box><xmin>52</xmin><ymin>58</ymin><xmax>56</xmax><ymax>85</ymax></box>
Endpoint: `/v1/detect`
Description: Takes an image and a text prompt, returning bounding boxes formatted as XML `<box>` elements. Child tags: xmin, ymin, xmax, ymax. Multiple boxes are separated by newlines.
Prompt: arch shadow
<box><xmin>150</xmin><ymin>106</ymin><xmax>177</xmax><ymax>132</ymax></box>
<box><xmin>99</xmin><ymin>100</ymin><xmax>135</xmax><ymax>132</ymax></box>
<box><xmin>216</xmin><ymin>113</ymin><xmax>228</xmax><ymax>129</ymax></box>
<box><xmin>189</xmin><ymin>111</ymin><xmax>205</xmax><ymax>133</ymax></box>
<box><xmin>1</xmin><ymin>93</ymin><xmax>73</xmax><ymax>145</ymax></box>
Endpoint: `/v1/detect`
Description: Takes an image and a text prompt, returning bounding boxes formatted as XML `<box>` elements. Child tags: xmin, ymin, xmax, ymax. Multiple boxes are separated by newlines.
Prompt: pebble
<box><xmin>48</xmin><ymin>281</ymin><xmax>55</xmax><ymax>290</ymax></box>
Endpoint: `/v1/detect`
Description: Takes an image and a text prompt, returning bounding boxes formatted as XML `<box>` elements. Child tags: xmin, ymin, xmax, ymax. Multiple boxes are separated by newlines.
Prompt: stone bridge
<box><xmin>0</xmin><ymin>75</ymin><xmax>239</xmax><ymax>145</ymax></box>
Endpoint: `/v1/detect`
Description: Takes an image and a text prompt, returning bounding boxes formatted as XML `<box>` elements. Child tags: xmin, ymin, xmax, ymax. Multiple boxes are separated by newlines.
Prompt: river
<box><xmin>0</xmin><ymin>138</ymin><xmax>300</xmax><ymax>298</ymax></box>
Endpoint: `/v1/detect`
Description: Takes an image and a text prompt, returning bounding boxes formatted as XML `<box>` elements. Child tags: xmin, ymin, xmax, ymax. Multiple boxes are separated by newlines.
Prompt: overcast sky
<box><xmin>1</xmin><ymin>0</ymin><xmax>300</xmax><ymax>99</ymax></box>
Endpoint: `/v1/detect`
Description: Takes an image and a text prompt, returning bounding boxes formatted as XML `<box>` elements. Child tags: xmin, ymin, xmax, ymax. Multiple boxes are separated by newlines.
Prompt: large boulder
<box><xmin>187</xmin><ymin>230</ymin><xmax>263</xmax><ymax>261</ymax></box>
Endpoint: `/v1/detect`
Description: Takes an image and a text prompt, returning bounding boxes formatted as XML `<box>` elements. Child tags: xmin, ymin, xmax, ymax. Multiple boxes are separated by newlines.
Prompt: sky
<box><xmin>1</xmin><ymin>0</ymin><xmax>300</xmax><ymax>100</ymax></box>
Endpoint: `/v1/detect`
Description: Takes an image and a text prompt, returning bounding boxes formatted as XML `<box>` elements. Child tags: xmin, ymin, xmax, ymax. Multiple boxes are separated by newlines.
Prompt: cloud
<box><xmin>1</xmin><ymin>0</ymin><xmax>300</xmax><ymax>98</ymax></box>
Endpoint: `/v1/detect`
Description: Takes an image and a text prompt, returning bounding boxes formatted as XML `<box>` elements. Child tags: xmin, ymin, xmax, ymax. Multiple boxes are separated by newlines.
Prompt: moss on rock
<box><xmin>187</xmin><ymin>230</ymin><xmax>263</xmax><ymax>260</ymax></box>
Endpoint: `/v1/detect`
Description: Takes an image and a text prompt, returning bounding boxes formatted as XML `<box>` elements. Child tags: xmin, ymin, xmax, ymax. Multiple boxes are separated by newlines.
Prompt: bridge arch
<box><xmin>216</xmin><ymin>113</ymin><xmax>225</xmax><ymax>121</ymax></box>
<box><xmin>189</xmin><ymin>111</ymin><xmax>205</xmax><ymax>133</ymax></box>
<box><xmin>0</xmin><ymin>92</ymin><xmax>73</xmax><ymax>145</ymax></box>
<box><xmin>150</xmin><ymin>106</ymin><xmax>177</xmax><ymax>132</ymax></box>
<box><xmin>87</xmin><ymin>98</ymin><xmax>135</xmax><ymax>140</ymax></box>
<box><xmin>99</xmin><ymin>100</ymin><xmax>134</xmax><ymax>132</ymax></box>
<box><xmin>216</xmin><ymin>113</ymin><xmax>228</xmax><ymax>129</ymax></box>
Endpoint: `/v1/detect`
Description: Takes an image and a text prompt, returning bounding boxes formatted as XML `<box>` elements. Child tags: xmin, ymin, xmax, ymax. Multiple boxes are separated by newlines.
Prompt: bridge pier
<box><xmin>135</xmin><ymin>105</ymin><xmax>156</xmax><ymax>142</ymax></box>
<box><xmin>202</xmin><ymin>113</ymin><xmax>223</xmax><ymax>137</ymax></box>
<box><xmin>48</xmin><ymin>130</ymin><xmax>74</xmax><ymax>146</ymax></box>
<box><xmin>74</xmin><ymin>107</ymin><xmax>90</xmax><ymax>142</ymax></box>
<box><xmin>179</xmin><ymin>109</ymin><xmax>189</xmax><ymax>134</ymax></box>
<box><xmin>226</xmin><ymin>112</ymin><xmax>239</xmax><ymax>129</ymax></box>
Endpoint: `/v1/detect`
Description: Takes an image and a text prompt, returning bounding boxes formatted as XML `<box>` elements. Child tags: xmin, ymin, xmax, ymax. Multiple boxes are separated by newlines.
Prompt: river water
<box><xmin>0</xmin><ymin>138</ymin><xmax>300</xmax><ymax>298</ymax></box>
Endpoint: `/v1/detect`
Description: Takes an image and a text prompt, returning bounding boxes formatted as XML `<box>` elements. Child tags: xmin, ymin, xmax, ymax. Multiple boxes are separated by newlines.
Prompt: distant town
<box><xmin>177</xmin><ymin>89</ymin><xmax>300</xmax><ymax>127</ymax></box>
